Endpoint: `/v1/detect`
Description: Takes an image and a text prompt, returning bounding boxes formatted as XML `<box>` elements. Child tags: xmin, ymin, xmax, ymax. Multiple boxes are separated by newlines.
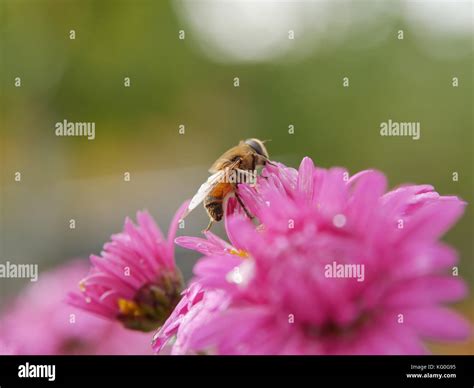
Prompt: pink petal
<box><xmin>384</xmin><ymin>277</ymin><xmax>467</xmax><ymax>308</ymax></box>
<box><xmin>399</xmin><ymin>197</ymin><xmax>466</xmax><ymax>243</ymax></box>
<box><xmin>297</xmin><ymin>157</ymin><xmax>315</xmax><ymax>202</ymax></box>
<box><xmin>403</xmin><ymin>307</ymin><xmax>470</xmax><ymax>341</ymax></box>
<box><xmin>167</xmin><ymin>200</ymin><xmax>191</xmax><ymax>262</ymax></box>
<box><xmin>346</xmin><ymin>170</ymin><xmax>387</xmax><ymax>235</ymax></box>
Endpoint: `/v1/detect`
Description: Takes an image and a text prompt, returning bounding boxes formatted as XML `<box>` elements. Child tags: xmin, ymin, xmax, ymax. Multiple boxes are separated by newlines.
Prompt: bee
<box><xmin>181</xmin><ymin>138</ymin><xmax>273</xmax><ymax>231</ymax></box>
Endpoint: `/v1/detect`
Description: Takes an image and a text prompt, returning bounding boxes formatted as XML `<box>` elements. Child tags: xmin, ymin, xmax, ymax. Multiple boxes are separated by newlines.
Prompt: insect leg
<box><xmin>203</xmin><ymin>218</ymin><xmax>214</xmax><ymax>233</ymax></box>
<box><xmin>235</xmin><ymin>189</ymin><xmax>255</xmax><ymax>220</ymax></box>
<box><xmin>264</xmin><ymin>158</ymin><xmax>276</xmax><ymax>167</ymax></box>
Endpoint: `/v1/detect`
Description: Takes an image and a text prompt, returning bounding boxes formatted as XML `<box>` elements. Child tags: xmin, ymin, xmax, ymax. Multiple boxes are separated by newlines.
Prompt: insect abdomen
<box><xmin>204</xmin><ymin>197</ymin><xmax>224</xmax><ymax>221</ymax></box>
<box><xmin>204</xmin><ymin>182</ymin><xmax>233</xmax><ymax>222</ymax></box>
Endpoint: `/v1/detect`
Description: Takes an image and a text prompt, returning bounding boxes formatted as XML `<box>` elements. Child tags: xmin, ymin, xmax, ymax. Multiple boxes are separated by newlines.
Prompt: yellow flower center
<box><xmin>229</xmin><ymin>248</ymin><xmax>250</xmax><ymax>258</ymax></box>
<box><xmin>118</xmin><ymin>298</ymin><xmax>142</xmax><ymax>317</ymax></box>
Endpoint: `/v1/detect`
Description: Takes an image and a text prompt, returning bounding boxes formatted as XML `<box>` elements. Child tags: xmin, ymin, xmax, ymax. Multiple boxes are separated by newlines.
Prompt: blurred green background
<box><xmin>0</xmin><ymin>0</ymin><xmax>472</xmax><ymax>353</ymax></box>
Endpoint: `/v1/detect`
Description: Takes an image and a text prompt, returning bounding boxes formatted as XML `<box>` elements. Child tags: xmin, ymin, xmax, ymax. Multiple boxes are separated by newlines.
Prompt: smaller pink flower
<box><xmin>68</xmin><ymin>203</ymin><xmax>188</xmax><ymax>332</ymax></box>
<box><xmin>0</xmin><ymin>339</ymin><xmax>17</xmax><ymax>355</ymax></box>
<box><xmin>0</xmin><ymin>261</ymin><xmax>152</xmax><ymax>355</ymax></box>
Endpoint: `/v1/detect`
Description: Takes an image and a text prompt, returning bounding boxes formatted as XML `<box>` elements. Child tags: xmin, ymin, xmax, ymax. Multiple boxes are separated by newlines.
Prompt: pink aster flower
<box><xmin>68</xmin><ymin>204</ymin><xmax>188</xmax><ymax>332</ymax></box>
<box><xmin>0</xmin><ymin>261</ymin><xmax>152</xmax><ymax>355</ymax></box>
<box><xmin>0</xmin><ymin>339</ymin><xmax>16</xmax><ymax>355</ymax></box>
<box><xmin>155</xmin><ymin>157</ymin><xmax>469</xmax><ymax>355</ymax></box>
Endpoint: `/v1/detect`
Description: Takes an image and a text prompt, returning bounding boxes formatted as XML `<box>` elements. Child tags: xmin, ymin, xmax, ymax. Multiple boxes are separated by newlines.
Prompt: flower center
<box><xmin>117</xmin><ymin>270</ymin><xmax>184</xmax><ymax>332</ymax></box>
<box><xmin>303</xmin><ymin>313</ymin><xmax>371</xmax><ymax>340</ymax></box>
<box><xmin>228</xmin><ymin>248</ymin><xmax>249</xmax><ymax>258</ymax></box>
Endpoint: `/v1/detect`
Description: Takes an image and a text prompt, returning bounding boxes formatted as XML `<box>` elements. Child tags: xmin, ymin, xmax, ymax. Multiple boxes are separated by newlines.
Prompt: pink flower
<box><xmin>151</xmin><ymin>282</ymin><xmax>232</xmax><ymax>355</ymax></box>
<box><xmin>151</xmin><ymin>229</ymin><xmax>246</xmax><ymax>354</ymax></box>
<box><xmin>155</xmin><ymin>158</ymin><xmax>469</xmax><ymax>355</ymax></box>
<box><xmin>68</xmin><ymin>204</ymin><xmax>188</xmax><ymax>332</ymax></box>
<box><xmin>0</xmin><ymin>261</ymin><xmax>152</xmax><ymax>355</ymax></box>
<box><xmin>0</xmin><ymin>339</ymin><xmax>16</xmax><ymax>355</ymax></box>
<box><xmin>151</xmin><ymin>282</ymin><xmax>204</xmax><ymax>353</ymax></box>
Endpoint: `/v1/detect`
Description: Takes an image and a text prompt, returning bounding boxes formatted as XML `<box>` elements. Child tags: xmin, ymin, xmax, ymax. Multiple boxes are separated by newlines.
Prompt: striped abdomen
<box><xmin>204</xmin><ymin>182</ymin><xmax>233</xmax><ymax>222</ymax></box>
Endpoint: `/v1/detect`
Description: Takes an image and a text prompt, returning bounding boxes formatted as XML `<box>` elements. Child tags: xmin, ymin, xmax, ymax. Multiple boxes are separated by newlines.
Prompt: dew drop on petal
<box><xmin>226</xmin><ymin>267</ymin><xmax>243</xmax><ymax>284</ymax></box>
<box><xmin>333</xmin><ymin>214</ymin><xmax>346</xmax><ymax>228</ymax></box>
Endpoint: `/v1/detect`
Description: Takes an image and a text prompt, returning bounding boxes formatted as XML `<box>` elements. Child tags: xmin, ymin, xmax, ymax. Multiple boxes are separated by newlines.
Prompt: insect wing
<box><xmin>182</xmin><ymin>171</ymin><xmax>225</xmax><ymax>219</ymax></box>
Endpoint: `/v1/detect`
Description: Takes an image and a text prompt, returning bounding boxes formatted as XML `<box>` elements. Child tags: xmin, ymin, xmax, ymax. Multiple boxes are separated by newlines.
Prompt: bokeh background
<box><xmin>0</xmin><ymin>0</ymin><xmax>472</xmax><ymax>354</ymax></box>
